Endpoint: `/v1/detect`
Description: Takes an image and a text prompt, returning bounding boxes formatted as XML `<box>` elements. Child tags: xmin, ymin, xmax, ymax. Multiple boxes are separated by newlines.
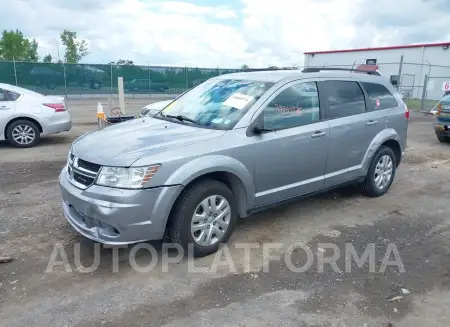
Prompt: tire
<box><xmin>359</xmin><ymin>146</ymin><xmax>396</xmax><ymax>197</ymax></box>
<box><xmin>168</xmin><ymin>180</ymin><xmax>238</xmax><ymax>257</ymax></box>
<box><xmin>90</xmin><ymin>82</ymin><xmax>101</xmax><ymax>89</ymax></box>
<box><xmin>6</xmin><ymin>119</ymin><xmax>41</xmax><ymax>148</ymax></box>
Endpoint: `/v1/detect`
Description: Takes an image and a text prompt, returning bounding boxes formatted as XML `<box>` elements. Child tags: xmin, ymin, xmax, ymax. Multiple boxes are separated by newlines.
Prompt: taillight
<box><xmin>43</xmin><ymin>103</ymin><xmax>66</xmax><ymax>112</ymax></box>
<box><xmin>404</xmin><ymin>103</ymin><xmax>410</xmax><ymax>119</ymax></box>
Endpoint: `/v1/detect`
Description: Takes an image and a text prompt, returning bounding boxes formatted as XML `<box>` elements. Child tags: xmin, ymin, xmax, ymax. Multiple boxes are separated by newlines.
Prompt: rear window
<box><xmin>323</xmin><ymin>80</ymin><xmax>366</xmax><ymax>119</ymax></box>
<box><xmin>362</xmin><ymin>82</ymin><xmax>398</xmax><ymax>110</ymax></box>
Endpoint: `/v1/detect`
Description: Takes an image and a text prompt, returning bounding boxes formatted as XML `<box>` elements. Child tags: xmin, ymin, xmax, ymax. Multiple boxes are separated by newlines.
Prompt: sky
<box><xmin>2</xmin><ymin>0</ymin><xmax>450</xmax><ymax>68</ymax></box>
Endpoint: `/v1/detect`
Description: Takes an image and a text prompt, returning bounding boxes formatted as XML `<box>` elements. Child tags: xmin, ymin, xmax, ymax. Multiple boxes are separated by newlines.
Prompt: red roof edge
<box><xmin>304</xmin><ymin>42</ymin><xmax>450</xmax><ymax>55</ymax></box>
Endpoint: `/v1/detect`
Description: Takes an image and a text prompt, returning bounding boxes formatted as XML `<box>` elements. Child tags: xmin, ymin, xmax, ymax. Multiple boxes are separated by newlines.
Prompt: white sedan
<box><xmin>0</xmin><ymin>83</ymin><xmax>72</xmax><ymax>147</ymax></box>
<box><xmin>139</xmin><ymin>99</ymin><xmax>173</xmax><ymax>117</ymax></box>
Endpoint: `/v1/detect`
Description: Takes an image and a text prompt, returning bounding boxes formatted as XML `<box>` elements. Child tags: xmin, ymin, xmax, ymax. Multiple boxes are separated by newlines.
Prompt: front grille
<box><xmin>74</xmin><ymin>173</ymin><xmax>95</xmax><ymax>186</ymax></box>
<box><xmin>77</xmin><ymin>159</ymin><xmax>101</xmax><ymax>172</ymax></box>
<box><xmin>67</xmin><ymin>154</ymin><xmax>101</xmax><ymax>189</ymax></box>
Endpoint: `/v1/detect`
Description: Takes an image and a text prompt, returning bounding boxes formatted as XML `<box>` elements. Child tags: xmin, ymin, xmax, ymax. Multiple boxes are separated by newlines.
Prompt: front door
<box><xmin>251</xmin><ymin>81</ymin><xmax>329</xmax><ymax>206</ymax></box>
<box><xmin>0</xmin><ymin>89</ymin><xmax>17</xmax><ymax>138</ymax></box>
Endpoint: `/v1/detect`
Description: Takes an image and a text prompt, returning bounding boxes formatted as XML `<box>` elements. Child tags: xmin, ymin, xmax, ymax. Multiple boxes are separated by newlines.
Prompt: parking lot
<box><xmin>1</xmin><ymin>100</ymin><xmax>450</xmax><ymax>327</ymax></box>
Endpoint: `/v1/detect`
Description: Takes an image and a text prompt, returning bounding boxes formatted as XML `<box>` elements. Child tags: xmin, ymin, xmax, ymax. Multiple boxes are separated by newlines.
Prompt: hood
<box><xmin>71</xmin><ymin>118</ymin><xmax>225</xmax><ymax>166</ymax></box>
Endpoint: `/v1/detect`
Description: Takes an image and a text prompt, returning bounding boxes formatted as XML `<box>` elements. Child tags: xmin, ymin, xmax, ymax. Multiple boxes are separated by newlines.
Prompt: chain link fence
<box><xmin>1</xmin><ymin>59</ymin><xmax>449</xmax><ymax>111</ymax></box>
<box><xmin>0</xmin><ymin>61</ymin><xmax>247</xmax><ymax>98</ymax></box>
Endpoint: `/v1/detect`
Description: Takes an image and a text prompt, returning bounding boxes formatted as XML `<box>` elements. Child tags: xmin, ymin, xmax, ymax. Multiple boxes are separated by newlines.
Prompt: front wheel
<box><xmin>359</xmin><ymin>146</ymin><xmax>396</xmax><ymax>197</ymax></box>
<box><xmin>168</xmin><ymin>180</ymin><xmax>238</xmax><ymax>257</ymax></box>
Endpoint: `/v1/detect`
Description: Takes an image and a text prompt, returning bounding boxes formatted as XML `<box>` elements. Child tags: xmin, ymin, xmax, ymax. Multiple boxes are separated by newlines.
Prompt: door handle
<box><xmin>0</xmin><ymin>105</ymin><xmax>9</xmax><ymax>110</ymax></box>
<box><xmin>366</xmin><ymin>120</ymin><xmax>378</xmax><ymax>126</ymax></box>
<box><xmin>311</xmin><ymin>131</ymin><xmax>327</xmax><ymax>138</ymax></box>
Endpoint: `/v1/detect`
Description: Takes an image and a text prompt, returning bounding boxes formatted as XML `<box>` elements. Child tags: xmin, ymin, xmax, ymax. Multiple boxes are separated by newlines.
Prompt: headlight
<box><xmin>96</xmin><ymin>165</ymin><xmax>161</xmax><ymax>189</ymax></box>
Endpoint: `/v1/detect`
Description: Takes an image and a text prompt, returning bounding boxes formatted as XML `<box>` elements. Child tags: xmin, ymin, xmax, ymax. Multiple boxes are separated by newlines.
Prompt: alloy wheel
<box><xmin>190</xmin><ymin>195</ymin><xmax>231</xmax><ymax>246</ymax></box>
<box><xmin>12</xmin><ymin>124</ymin><xmax>36</xmax><ymax>145</ymax></box>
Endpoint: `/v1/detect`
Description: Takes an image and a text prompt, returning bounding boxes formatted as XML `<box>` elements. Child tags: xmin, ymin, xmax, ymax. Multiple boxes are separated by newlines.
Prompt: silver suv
<box><xmin>60</xmin><ymin>68</ymin><xmax>409</xmax><ymax>257</ymax></box>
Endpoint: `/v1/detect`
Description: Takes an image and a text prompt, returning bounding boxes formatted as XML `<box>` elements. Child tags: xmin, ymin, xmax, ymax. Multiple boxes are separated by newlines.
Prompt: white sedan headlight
<box><xmin>96</xmin><ymin>165</ymin><xmax>161</xmax><ymax>189</ymax></box>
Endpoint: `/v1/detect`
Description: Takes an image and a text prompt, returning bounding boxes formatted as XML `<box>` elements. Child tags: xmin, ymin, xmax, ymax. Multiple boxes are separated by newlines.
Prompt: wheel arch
<box><xmin>362</xmin><ymin>129</ymin><xmax>403</xmax><ymax>172</ymax></box>
<box><xmin>4</xmin><ymin>116</ymin><xmax>43</xmax><ymax>140</ymax></box>
<box><xmin>162</xmin><ymin>156</ymin><xmax>255</xmax><ymax>227</ymax></box>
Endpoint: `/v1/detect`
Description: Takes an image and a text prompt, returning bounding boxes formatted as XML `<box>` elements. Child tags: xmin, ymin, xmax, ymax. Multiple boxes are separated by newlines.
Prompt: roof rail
<box><xmin>241</xmin><ymin>67</ymin><xmax>299</xmax><ymax>72</ymax></box>
<box><xmin>301</xmin><ymin>67</ymin><xmax>381</xmax><ymax>76</ymax></box>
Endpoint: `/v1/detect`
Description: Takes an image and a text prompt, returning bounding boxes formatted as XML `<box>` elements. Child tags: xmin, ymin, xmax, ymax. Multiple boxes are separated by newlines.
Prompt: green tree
<box><xmin>0</xmin><ymin>29</ymin><xmax>39</xmax><ymax>61</ymax></box>
<box><xmin>43</xmin><ymin>53</ymin><xmax>52</xmax><ymax>63</ymax></box>
<box><xmin>60</xmin><ymin>30</ymin><xmax>88</xmax><ymax>63</ymax></box>
<box><xmin>27</xmin><ymin>39</ymin><xmax>39</xmax><ymax>62</ymax></box>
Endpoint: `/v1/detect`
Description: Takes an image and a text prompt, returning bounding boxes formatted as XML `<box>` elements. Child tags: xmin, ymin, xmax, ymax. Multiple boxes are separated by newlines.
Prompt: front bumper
<box><xmin>434</xmin><ymin>122</ymin><xmax>450</xmax><ymax>136</ymax></box>
<box><xmin>59</xmin><ymin>167</ymin><xmax>183</xmax><ymax>245</ymax></box>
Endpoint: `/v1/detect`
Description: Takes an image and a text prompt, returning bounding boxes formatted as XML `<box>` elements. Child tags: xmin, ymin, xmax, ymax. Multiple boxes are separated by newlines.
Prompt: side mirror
<box><xmin>253</xmin><ymin>125</ymin><xmax>272</xmax><ymax>134</ymax></box>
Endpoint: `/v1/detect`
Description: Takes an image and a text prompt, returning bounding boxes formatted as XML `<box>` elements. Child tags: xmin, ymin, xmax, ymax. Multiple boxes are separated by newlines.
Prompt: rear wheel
<box><xmin>6</xmin><ymin>119</ymin><xmax>40</xmax><ymax>148</ymax></box>
<box><xmin>359</xmin><ymin>146</ymin><xmax>396</xmax><ymax>197</ymax></box>
<box><xmin>168</xmin><ymin>180</ymin><xmax>238</xmax><ymax>257</ymax></box>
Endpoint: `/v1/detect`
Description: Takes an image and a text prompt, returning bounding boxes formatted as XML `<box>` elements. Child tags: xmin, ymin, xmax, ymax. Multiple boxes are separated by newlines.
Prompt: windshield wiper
<box><xmin>165</xmin><ymin>114</ymin><xmax>201</xmax><ymax>125</ymax></box>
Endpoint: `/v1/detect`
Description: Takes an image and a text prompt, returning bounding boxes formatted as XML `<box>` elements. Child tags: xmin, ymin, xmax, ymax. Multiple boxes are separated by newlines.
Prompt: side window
<box><xmin>0</xmin><ymin>90</ymin><xmax>5</xmax><ymax>101</ymax></box>
<box><xmin>263</xmin><ymin>82</ymin><xmax>320</xmax><ymax>131</ymax></box>
<box><xmin>361</xmin><ymin>82</ymin><xmax>398</xmax><ymax>110</ymax></box>
<box><xmin>6</xmin><ymin>91</ymin><xmax>20</xmax><ymax>101</ymax></box>
<box><xmin>323</xmin><ymin>81</ymin><xmax>366</xmax><ymax>119</ymax></box>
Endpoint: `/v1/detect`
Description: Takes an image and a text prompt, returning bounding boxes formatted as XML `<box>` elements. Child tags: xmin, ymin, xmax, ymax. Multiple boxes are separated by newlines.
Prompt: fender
<box><xmin>361</xmin><ymin>128</ymin><xmax>401</xmax><ymax>173</ymax></box>
<box><xmin>163</xmin><ymin>155</ymin><xmax>255</xmax><ymax>210</ymax></box>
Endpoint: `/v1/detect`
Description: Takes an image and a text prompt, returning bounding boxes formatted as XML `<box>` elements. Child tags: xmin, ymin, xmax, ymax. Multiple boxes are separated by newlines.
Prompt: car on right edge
<box><xmin>433</xmin><ymin>93</ymin><xmax>450</xmax><ymax>142</ymax></box>
<box><xmin>60</xmin><ymin>67</ymin><xmax>408</xmax><ymax>257</ymax></box>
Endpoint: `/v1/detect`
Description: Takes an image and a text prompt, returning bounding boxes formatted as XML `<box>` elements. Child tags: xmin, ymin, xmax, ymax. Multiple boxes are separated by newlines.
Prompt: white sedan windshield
<box><xmin>159</xmin><ymin>79</ymin><xmax>274</xmax><ymax>129</ymax></box>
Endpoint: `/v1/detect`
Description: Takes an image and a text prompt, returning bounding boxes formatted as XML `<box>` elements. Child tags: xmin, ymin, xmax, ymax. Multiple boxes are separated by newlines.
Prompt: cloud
<box><xmin>0</xmin><ymin>0</ymin><xmax>448</xmax><ymax>68</ymax></box>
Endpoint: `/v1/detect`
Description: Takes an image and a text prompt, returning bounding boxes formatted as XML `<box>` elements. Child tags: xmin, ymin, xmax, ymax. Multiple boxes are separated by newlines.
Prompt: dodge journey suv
<box><xmin>60</xmin><ymin>68</ymin><xmax>408</xmax><ymax>257</ymax></box>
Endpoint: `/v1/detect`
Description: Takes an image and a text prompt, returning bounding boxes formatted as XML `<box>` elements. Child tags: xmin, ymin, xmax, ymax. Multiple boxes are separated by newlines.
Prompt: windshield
<box><xmin>158</xmin><ymin>79</ymin><xmax>274</xmax><ymax>129</ymax></box>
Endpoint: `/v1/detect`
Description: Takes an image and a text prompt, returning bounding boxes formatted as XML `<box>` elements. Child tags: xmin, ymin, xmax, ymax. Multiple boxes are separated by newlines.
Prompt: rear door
<box><xmin>0</xmin><ymin>89</ymin><xmax>18</xmax><ymax>138</ymax></box>
<box><xmin>360</xmin><ymin>81</ymin><xmax>404</xmax><ymax>144</ymax></box>
<box><xmin>319</xmin><ymin>79</ymin><xmax>385</xmax><ymax>187</ymax></box>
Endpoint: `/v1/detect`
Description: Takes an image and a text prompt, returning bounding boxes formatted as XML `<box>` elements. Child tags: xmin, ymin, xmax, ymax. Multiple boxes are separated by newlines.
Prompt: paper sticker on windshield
<box><xmin>212</xmin><ymin>118</ymin><xmax>223</xmax><ymax>124</ymax></box>
<box><xmin>223</xmin><ymin>93</ymin><xmax>254</xmax><ymax>110</ymax></box>
<box><xmin>224</xmin><ymin>119</ymin><xmax>231</xmax><ymax>124</ymax></box>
